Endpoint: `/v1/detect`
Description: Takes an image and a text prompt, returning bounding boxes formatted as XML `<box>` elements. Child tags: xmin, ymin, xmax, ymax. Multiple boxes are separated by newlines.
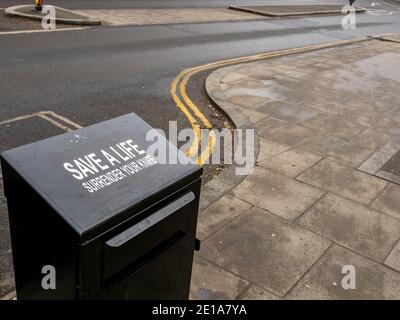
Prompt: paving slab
<box><xmin>199</xmin><ymin>178</ymin><xmax>233</xmax><ymax>211</ymax></box>
<box><xmin>229</xmin><ymin>95</ymin><xmax>273</xmax><ymax>110</ymax></box>
<box><xmin>257</xmin><ymin>137</ymin><xmax>291</xmax><ymax>163</ymax></box>
<box><xmin>197</xmin><ymin>194</ymin><xmax>252</xmax><ymax>241</ymax></box>
<box><xmin>224</xmin><ymin>78</ymin><xmax>267</xmax><ymax>91</ymax></box>
<box><xmin>378</xmin><ymin>150</ymin><xmax>400</xmax><ymax>184</ymax></box>
<box><xmin>376</xmin><ymin>170</ymin><xmax>400</xmax><ymax>186</ymax></box>
<box><xmin>220</xmin><ymin>71</ymin><xmax>251</xmax><ymax>84</ymax></box>
<box><xmin>306</xmin><ymin>83</ymin><xmax>353</xmax><ymax>102</ymax></box>
<box><xmin>380</xmin><ymin>136</ymin><xmax>400</xmax><ymax>155</ymax></box>
<box><xmin>234</xmin><ymin>65</ymin><xmax>277</xmax><ymax>80</ymax></box>
<box><xmin>240</xmin><ymin>285</ymin><xmax>280</xmax><ymax>300</ymax></box>
<box><xmin>301</xmin><ymin>112</ymin><xmax>368</xmax><ymax>140</ymax></box>
<box><xmin>372</xmin><ymin>117</ymin><xmax>400</xmax><ymax>137</ymax></box>
<box><xmin>200</xmin><ymin>207</ymin><xmax>331</xmax><ymax>296</ymax></box>
<box><xmin>343</xmin><ymin>113</ymin><xmax>400</xmax><ymax>139</ymax></box>
<box><xmin>297</xmin><ymin>158</ymin><xmax>387</xmax><ymax>205</ymax></box>
<box><xmin>385</xmin><ymin>241</ymin><xmax>400</xmax><ymax>272</ymax></box>
<box><xmin>302</xmin><ymin>97</ymin><xmax>357</xmax><ymax>115</ymax></box>
<box><xmin>255</xmin><ymin>117</ymin><xmax>315</xmax><ymax>147</ymax></box>
<box><xmin>190</xmin><ymin>256</ymin><xmax>249</xmax><ymax>300</ymax></box>
<box><xmin>355</xmin><ymin>135</ymin><xmax>400</xmax><ymax>173</ymax></box>
<box><xmin>298</xmin><ymin>134</ymin><xmax>375</xmax><ymax>167</ymax></box>
<box><xmin>240</xmin><ymin>109</ymin><xmax>270</xmax><ymax>124</ymax></box>
<box><xmin>358</xmin><ymin>151</ymin><xmax>393</xmax><ymax>175</ymax></box>
<box><xmin>298</xmin><ymin>193</ymin><xmax>400</xmax><ymax>261</ymax></box>
<box><xmin>258</xmin><ymin>148</ymin><xmax>323</xmax><ymax>178</ymax></box>
<box><xmin>278</xmin><ymin>84</ymin><xmax>320</xmax><ymax>104</ymax></box>
<box><xmin>351</xmin><ymin>127</ymin><xmax>393</xmax><ymax>150</ymax></box>
<box><xmin>344</xmin><ymin>94</ymin><xmax>399</xmax><ymax>114</ymax></box>
<box><xmin>371</xmin><ymin>184</ymin><xmax>400</xmax><ymax>220</ymax></box>
<box><xmin>232</xmin><ymin>166</ymin><xmax>325</xmax><ymax>220</ymax></box>
<box><xmin>390</xmin><ymin>107</ymin><xmax>400</xmax><ymax>122</ymax></box>
<box><xmin>287</xmin><ymin>245</ymin><xmax>400</xmax><ymax>300</ymax></box>
<box><xmin>257</xmin><ymin>100</ymin><xmax>318</xmax><ymax>124</ymax></box>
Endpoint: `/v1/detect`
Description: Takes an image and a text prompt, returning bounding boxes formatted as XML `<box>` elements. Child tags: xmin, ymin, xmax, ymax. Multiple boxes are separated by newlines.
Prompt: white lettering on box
<box><xmin>62</xmin><ymin>139</ymin><xmax>158</xmax><ymax>193</ymax></box>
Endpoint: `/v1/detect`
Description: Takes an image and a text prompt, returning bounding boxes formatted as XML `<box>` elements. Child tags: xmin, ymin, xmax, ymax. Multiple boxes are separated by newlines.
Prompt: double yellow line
<box><xmin>171</xmin><ymin>67</ymin><xmax>215</xmax><ymax>166</ymax></box>
<box><xmin>170</xmin><ymin>37</ymin><xmax>370</xmax><ymax>166</ymax></box>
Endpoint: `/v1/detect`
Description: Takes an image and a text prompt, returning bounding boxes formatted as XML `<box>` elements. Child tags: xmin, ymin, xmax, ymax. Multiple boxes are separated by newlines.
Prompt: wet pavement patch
<box><xmin>229</xmin><ymin>5</ymin><xmax>366</xmax><ymax>17</ymax></box>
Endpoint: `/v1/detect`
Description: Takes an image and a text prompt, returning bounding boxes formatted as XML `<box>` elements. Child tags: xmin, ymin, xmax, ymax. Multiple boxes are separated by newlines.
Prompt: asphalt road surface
<box><xmin>1</xmin><ymin>0</ymin><xmax>400</xmax><ymax>297</ymax></box>
<box><xmin>1</xmin><ymin>6</ymin><xmax>400</xmax><ymax>136</ymax></box>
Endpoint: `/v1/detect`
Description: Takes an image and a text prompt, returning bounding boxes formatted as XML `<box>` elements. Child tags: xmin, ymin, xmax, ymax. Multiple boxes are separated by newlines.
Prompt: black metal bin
<box><xmin>0</xmin><ymin>113</ymin><xmax>202</xmax><ymax>300</ymax></box>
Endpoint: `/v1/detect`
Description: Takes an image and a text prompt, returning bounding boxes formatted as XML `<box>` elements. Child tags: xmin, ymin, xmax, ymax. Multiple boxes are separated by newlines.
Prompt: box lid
<box><xmin>1</xmin><ymin>113</ymin><xmax>202</xmax><ymax>241</ymax></box>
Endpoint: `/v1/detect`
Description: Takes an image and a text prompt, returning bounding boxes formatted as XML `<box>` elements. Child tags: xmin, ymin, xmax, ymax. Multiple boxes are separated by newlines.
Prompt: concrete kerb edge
<box><xmin>201</xmin><ymin>35</ymin><xmax>384</xmax><ymax>211</ymax></box>
<box><xmin>4</xmin><ymin>5</ymin><xmax>102</xmax><ymax>26</ymax></box>
<box><xmin>199</xmin><ymin>68</ymin><xmax>259</xmax><ymax>211</ymax></box>
<box><xmin>229</xmin><ymin>5</ymin><xmax>366</xmax><ymax>17</ymax></box>
<box><xmin>376</xmin><ymin>36</ymin><xmax>400</xmax><ymax>43</ymax></box>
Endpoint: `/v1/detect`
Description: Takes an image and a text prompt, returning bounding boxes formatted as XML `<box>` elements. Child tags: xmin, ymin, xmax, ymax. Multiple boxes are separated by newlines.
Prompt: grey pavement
<box><xmin>192</xmin><ymin>37</ymin><xmax>400</xmax><ymax>299</ymax></box>
<box><xmin>75</xmin><ymin>8</ymin><xmax>260</xmax><ymax>26</ymax></box>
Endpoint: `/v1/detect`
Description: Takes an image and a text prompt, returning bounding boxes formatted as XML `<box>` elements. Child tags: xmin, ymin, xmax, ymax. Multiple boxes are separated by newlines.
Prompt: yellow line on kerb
<box><xmin>171</xmin><ymin>74</ymin><xmax>202</xmax><ymax>158</ymax></box>
<box><xmin>171</xmin><ymin>37</ymin><xmax>370</xmax><ymax>166</ymax></box>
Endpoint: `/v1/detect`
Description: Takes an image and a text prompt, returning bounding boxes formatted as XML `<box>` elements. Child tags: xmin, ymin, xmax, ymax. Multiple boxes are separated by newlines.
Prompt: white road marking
<box><xmin>0</xmin><ymin>114</ymin><xmax>37</xmax><ymax>125</ymax></box>
<box><xmin>0</xmin><ymin>27</ymin><xmax>89</xmax><ymax>36</ymax></box>
<box><xmin>0</xmin><ymin>111</ymin><xmax>82</xmax><ymax>132</ymax></box>
<box><xmin>41</xmin><ymin>111</ymin><xmax>82</xmax><ymax>129</ymax></box>
<box><xmin>36</xmin><ymin>113</ymin><xmax>74</xmax><ymax>132</ymax></box>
